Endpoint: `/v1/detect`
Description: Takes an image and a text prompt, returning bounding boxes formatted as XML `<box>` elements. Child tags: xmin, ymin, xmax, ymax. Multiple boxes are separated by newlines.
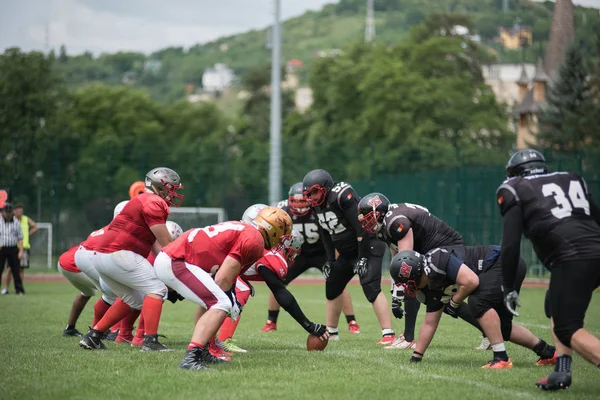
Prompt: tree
<box><xmin>538</xmin><ymin>45</ymin><xmax>600</xmax><ymax>150</ymax></box>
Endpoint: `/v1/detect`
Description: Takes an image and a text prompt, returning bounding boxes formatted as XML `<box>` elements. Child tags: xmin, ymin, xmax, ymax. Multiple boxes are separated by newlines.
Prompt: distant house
<box><xmin>498</xmin><ymin>25</ymin><xmax>532</xmax><ymax>49</ymax></box>
<box><xmin>202</xmin><ymin>64</ymin><xmax>236</xmax><ymax>92</ymax></box>
<box><xmin>482</xmin><ymin>63</ymin><xmax>536</xmax><ymax>106</ymax></box>
<box><xmin>295</xmin><ymin>87</ymin><xmax>313</xmax><ymax>113</ymax></box>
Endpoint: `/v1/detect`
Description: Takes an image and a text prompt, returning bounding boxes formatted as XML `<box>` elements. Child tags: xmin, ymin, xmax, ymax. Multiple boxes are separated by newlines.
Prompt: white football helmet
<box><xmin>113</xmin><ymin>200</ymin><xmax>129</xmax><ymax>219</ymax></box>
<box><xmin>166</xmin><ymin>221</ymin><xmax>183</xmax><ymax>240</ymax></box>
<box><xmin>241</xmin><ymin>203</ymin><xmax>268</xmax><ymax>224</ymax></box>
<box><xmin>282</xmin><ymin>228</ymin><xmax>304</xmax><ymax>263</ymax></box>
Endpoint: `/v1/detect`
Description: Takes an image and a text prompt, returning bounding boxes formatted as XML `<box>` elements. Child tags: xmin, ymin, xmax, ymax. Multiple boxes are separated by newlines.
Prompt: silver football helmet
<box><xmin>144</xmin><ymin>167</ymin><xmax>184</xmax><ymax>207</ymax></box>
<box><xmin>166</xmin><ymin>221</ymin><xmax>183</xmax><ymax>240</ymax></box>
<box><xmin>113</xmin><ymin>200</ymin><xmax>129</xmax><ymax>219</ymax></box>
<box><xmin>241</xmin><ymin>203</ymin><xmax>268</xmax><ymax>224</ymax></box>
<box><xmin>282</xmin><ymin>228</ymin><xmax>304</xmax><ymax>263</ymax></box>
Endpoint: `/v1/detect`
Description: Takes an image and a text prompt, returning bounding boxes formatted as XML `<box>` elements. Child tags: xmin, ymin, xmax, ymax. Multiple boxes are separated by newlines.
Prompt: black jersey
<box><xmin>311</xmin><ymin>181</ymin><xmax>364</xmax><ymax>257</ymax></box>
<box><xmin>380</xmin><ymin>203</ymin><xmax>464</xmax><ymax>253</ymax></box>
<box><xmin>277</xmin><ymin>199</ymin><xmax>324</xmax><ymax>255</ymax></box>
<box><xmin>496</xmin><ymin>172</ymin><xmax>600</xmax><ymax>267</ymax></box>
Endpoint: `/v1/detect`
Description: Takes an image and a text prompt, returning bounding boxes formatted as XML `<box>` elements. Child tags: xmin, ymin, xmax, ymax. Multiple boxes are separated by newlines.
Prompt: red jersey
<box><xmin>59</xmin><ymin>246</ymin><xmax>80</xmax><ymax>273</ymax></box>
<box><xmin>241</xmin><ymin>249</ymin><xmax>288</xmax><ymax>282</ymax></box>
<box><xmin>80</xmin><ymin>225</ymin><xmax>109</xmax><ymax>251</ymax></box>
<box><xmin>95</xmin><ymin>193</ymin><xmax>169</xmax><ymax>256</ymax></box>
<box><xmin>162</xmin><ymin>221</ymin><xmax>264</xmax><ymax>274</ymax></box>
<box><xmin>147</xmin><ymin>252</ymin><xmax>156</xmax><ymax>265</ymax></box>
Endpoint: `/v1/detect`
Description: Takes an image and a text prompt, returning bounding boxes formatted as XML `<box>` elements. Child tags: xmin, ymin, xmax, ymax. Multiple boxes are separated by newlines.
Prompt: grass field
<box><xmin>1</xmin><ymin>281</ymin><xmax>599</xmax><ymax>400</ymax></box>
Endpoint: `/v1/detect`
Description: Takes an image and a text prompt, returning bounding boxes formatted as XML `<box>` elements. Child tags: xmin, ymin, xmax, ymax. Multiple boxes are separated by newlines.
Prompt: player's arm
<box><xmin>452</xmin><ymin>264</ymin><xmax>479</xmax><ymax>303</ymax></box>
<box><xmin>338</xmin><ymin>189</ymin><xmax>371</xmax><ymax>258</ymax></box>
<box><xmin>496</xmin><ymin>184</ymin><xmax>523</xmax><ymax>292</ymax></box>
<box><xmin>150</xmin><ymin>224</ymin><xmax>173</xmax><ymax>249</ymax></box>
<box><xmin>28</xmin><ymin>218</ymin><xmax>39</xmax><ymax>236</ymax></box>
<box><xmin>145</xmin><ymin>201</ymin><xmax>173</xmax><ymax>248</ymax></box>
<box><xmin>386</xmin><ymin>214</ymin><xmax>413</xmax><ymax>252</ymax></box>
<box><xmin>396</xmin><ymin>228</ymin><xmax>414</xmax><ymax>252</ymax></box>
<box><xmin>412</xmin><ymin>307</ymin><xmax>443</xmax><ymax>361</ymax></box>
<box><xmin>214</xmin><ymin>256</ymin><xmax>242</xmax><ymax>292</ymax></box>
<box><xmin>318</xmin><ymin>224</ymin><xmax>336</xmax><ymax>263</ymax></box>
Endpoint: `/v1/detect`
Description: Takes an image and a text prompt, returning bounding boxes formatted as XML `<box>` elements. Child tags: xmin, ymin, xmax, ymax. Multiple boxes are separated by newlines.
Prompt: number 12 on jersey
<box><xmin>542</xmin><ymin>180</ymin><xmax>590</xmax><ymax>219</ymax></box>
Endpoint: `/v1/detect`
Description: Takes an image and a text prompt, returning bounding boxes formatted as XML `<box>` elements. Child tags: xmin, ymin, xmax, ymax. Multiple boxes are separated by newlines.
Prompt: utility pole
<box><xmin>269</xmin><ymin>0</ymin><xmax>282</xmax><ymax>205</ymax></box>
<box><xmin>365</xmin><ymin>0</ymin><xmax>375</xmax><ymax>43</ymax></box>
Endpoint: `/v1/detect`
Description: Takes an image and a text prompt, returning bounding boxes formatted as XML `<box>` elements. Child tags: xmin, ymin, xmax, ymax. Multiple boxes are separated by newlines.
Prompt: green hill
<box><xmin>53</xmin><ymin>0</ymin><xmax>599</xmax><ymax>103</ymax></box>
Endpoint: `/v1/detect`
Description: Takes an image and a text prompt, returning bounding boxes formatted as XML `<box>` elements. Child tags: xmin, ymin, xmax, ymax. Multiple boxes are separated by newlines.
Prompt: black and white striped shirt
<box><xmin>0</xmin><ymin>216</ymin><xmax>23</xmax><ymax>247</ymax></box>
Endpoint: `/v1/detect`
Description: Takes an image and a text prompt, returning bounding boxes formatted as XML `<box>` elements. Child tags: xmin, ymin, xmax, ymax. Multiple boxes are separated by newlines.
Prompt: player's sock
<box><xmin>119</xmin><ymin>308</ymin><xmax>141</xmax><ymax>337</ymax></box>
<box><xmin>135</xmin><ymin>313</ymin><xmax>145</xmax><ymax>338</ymax></box>
<box><xmin>491</xmin><ymin>343</ymin><xmax>509</xmax><ymax>361</ymax></box>
<box><xmin>141</xmin><ymin>296</ymin><xmax>163</xmax><ymax>335</ymax></box>
<box><xmin>94</xmin><ymin>298</ymin><xmax>132</xmax><ymax>333</ymax></box>
<box><xmin>267</xmin><ymin>310</ymin><xmax>280</xmax><ymax>324</ymax></box>
<box><xmin>327</xmin><ymin>327</ymin><xmax>339</xmax><ymax>335</ymax></box>
<box><xmin>92</xmin><ymin>298</ymin><xmax>112</xmax><ymax>327</ymax></box>
<box><xmin>382</xmin><ymin>328</ymin><xmax>395</xmax><ymax>336</ymax></box>
<box><xmin>65</xmin><ymin>324</ymin><xmax>75</xmax><ymax>330</ymax></box>
<box><xmin>188</xmin><ymin>341</ymin><xmax>204</xmax><ymax>350</ymax></box>
<box><xmin>555</xmin><ymin>355</ymin><xmax>572</xmax><ymax>373</ymax></box>
<box><xmin>345</xmin><ymin>314</ymin><xmax>356</xmax><ymax>324</ymax></box>
<box><xmin>532</xmin><ymin>339</ymin><xmax>555</xmax><ymax>359</ymax></box>
<box><xmin>403</xmin><ymin>296</ymin><xmax>420</xmax><ymax>342</ymax></box>
<box><xmin>218</xmin><ymin>316</ymin><xmax>241</xmax><ymax>342</ymax></box>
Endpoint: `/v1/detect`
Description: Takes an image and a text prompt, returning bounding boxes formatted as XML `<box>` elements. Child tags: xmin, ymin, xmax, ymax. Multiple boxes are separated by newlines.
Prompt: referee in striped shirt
<box><xmin>0</xmin><ymin>203</ymin><xmax>25</xmax><ymax>295</ymax></box>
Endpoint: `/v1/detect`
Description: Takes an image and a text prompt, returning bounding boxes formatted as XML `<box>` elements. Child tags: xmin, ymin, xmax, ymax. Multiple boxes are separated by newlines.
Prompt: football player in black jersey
<box><xmin>497</xmin><ymin>149</ymin><xmax>600</xmax><ymax>390</ymax></box>
<box><xmin>358</xmin><ymin>193</ymin><xmax>484</xmax><ymax>349</ymax></box>
<box><xmin>390</xmin><ymin>247</ymin><xmax>556</xmax><ymax>368</ymax></box>
<box><xmin>260</xmin><ymin>183</ymin><xmax>361</xmax><ymax>335</ymax></box>
<box><xmin>303</xmin><ymin>170</ymin><xmax>395</xmax><ymax>344</ymax></box>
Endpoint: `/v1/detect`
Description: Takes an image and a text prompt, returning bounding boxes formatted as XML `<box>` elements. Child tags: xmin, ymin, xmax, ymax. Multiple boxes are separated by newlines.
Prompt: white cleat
<box><xmin>384</xmin><ymin>335</ymin><xmax>415</xmax><ymax>350</ymax></box>
<box><xmin>328</xmin><ymin>333</ymin><xmax>340</xmax><ymax>341</ymax></box>
<box><xmin>475</xmin><ymin>337</ymin><xmax>492</xmax><ymax>350</ymax></box>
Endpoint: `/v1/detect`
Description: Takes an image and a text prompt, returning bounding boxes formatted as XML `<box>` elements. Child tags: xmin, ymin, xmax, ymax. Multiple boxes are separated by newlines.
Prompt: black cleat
<box><xmin>199</xmin><ymin>345</ymin><xmax>229</xmax><ymax>364</ymax></box>
<box><xmin>536</xmin><ymin>371</ymin><xmax>572</xmax><ymax>391</ymax></box>
<box><xmin>62</xmin><ymin>327</ymin><xmax>83</xmax><ymax>337</ymax></box>
<box><xmin>79</xmin><ymin>328</ymin><xmax>107</xmax><ymax>350</ymax></box>
<box><xmin>140</xmin><ymin>334</ymin><xmax>172</xmax><ymax>352</ymax></box>
<box><xmin>104</xmin><ymin>330</ymin><xmax>119</xmax><ymax>341</ymax></box>
<box><xmin>179</xmin><ymin>348</ymin><xmax>212</xmax><ymax>371</ymax></box>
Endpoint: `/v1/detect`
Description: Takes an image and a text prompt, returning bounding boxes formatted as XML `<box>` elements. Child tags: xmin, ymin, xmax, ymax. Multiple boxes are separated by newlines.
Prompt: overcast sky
<box><xmin>1</xmin><ymin>0</ymin><xmax>598</xmax><ymax>55</ymax></box>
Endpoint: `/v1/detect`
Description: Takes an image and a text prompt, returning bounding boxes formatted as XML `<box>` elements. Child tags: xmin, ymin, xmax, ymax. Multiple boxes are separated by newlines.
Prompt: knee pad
<box><xmin>467</xmin><ymin>295</ymin><xmax>491</xmax><ymax>320</ymax></box>
<box><xmin>361</xmin><ymin>280</ymin><xmax>381</xmax><ymax>303</ymax></box>
<box><xmin>544</xmin><ymin>290</ymin><xmax>552</xmax><ymax>319</ymax></box>
<box><xmin>553</xmin><ymin>320</ymin><xmax>583</xmax><ymax>348</ymax></box>
<box><xmin>325</xmin><ymin>280</ymin><xmax>345</xmax><ymax>301</ymax></box>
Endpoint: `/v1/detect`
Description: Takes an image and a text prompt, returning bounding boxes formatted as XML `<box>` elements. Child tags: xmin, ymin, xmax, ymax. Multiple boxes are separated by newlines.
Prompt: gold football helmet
<box><xmin>253</xmin><ymin>206</ymin><xmax>293</xmax><ymax>251</ymax></box>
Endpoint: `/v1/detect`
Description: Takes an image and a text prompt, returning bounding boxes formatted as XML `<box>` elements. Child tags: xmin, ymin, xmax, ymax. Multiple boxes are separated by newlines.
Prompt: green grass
<box><xmin>1</xmin><ymin>282</ymin><xmax>599</xmax><ymax>400</ymax></box>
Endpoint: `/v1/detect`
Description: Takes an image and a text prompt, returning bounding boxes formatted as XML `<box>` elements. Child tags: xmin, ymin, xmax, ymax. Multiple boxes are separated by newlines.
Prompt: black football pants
<box><xmin>0</xmin><ymin>246</ymin><xmax>24</xmax><ymax>294</ymax></box>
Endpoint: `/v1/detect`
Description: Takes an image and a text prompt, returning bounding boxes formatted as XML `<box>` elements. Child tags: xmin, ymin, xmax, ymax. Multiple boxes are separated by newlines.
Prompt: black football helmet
<box><xmin>288</xmin><ymin>182</ymin><xmax>310</xmax><ymax>216</ymax></box>
<box><xmin>357</xmin><ymin>193</ymin><xmax>390</xmax><ymax>234</ymax></box>
<box><xmin>506</xmin><ymin>149</ymin><xmax>547</xmax><ymax>178</ymax></box>
<box><xmin>302</xmin><ymin>169</ymin><xmax>334</xmax><ymax>207</ymax></box>
<box><xmin>390</xmin><ymin>250</ymin><xmax>425</xmax><ymax>296</ymax></box>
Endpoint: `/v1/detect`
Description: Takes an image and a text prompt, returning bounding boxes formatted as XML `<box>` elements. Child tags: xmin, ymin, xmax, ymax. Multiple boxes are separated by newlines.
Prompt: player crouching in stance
<box><xmin>497</xmin><ymin>149</ymin><xmax>600</xmax><ymax>390</ymax></box>
<box><xmin>390</xmin><ymin>247</ymin><xmax>557</xmax><ymax>368</ymax></box>
<box><xmin>79</xmin><ymin>167</ymin><xmax>183</xmax><ymax>351</ymax></box>
<box><xmin>155</xmin><ymin>207</ymin><xmax>293</xmax><ymax>371</ymax></box>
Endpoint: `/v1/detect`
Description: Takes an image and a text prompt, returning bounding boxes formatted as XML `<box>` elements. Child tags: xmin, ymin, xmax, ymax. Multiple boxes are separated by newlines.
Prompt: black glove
<box><xmin>166</xmin><ymin>290</ymin><xmax>180</xmax><ymax>304</ymax></box>
<box><xmin>307</xmin><ymin>322</ymin><xmax>328</xmax><ymax>337</ymax></box>
<box><xmin>443</xmin><ymin>298</ymin><xmax>460</xmax><ymax>318</ymax></box>
<box><xmin>322</xmin><ymin>261</ymin><xmax>334</xmax><ymax>280</ymax></box>
<box><xmin>391</xmin><ymin>297</ymin><xmax>404</xmax><ymax>319</ymax></box>
<box><xmin>177</xmin><ymin>293</ymin><xmax>185</xmax><ymax>302</ymax></box>
<box><xmin>353</xmin><ymin>257</ymin><xmax>368</xmax><ymax>278</ymax></box>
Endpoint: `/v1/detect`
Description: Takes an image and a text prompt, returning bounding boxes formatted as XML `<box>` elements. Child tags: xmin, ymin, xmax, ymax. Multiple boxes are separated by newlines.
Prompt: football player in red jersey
<box><xmin>79</xmin><ymin>167</ymin><xmax>184</xmax><ymax>352</ymax></box>
<box><xmin>217</xmin><ymin>228</ymin><xmax>329</xmax><ymax>354</ymax></box>
<box><xmin>155</xmin><ymin>207</ymin><xmax>293</xmax><ymax>370</ymax></box>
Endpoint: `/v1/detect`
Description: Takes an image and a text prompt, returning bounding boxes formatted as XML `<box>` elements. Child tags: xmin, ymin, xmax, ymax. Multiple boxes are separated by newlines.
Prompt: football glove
<box><xmin>391</xmin><ymin>297</ymin><xmax>404</xmax><ymax>320</ymax></box>
<box><xmin>166</xmin><ymin>290</ymin><xmax>181</xmax><ymax>304</ymax></box>
<box><xmin>503</xmin><ymin>288</ymin><xmax>521</xmax><ymax>317</ymax></box>
<box><xmin>322</xmin><ymin>261</ymin><xmax>334</xmax><ymax>280</ymax></box>
<box><xmin>230</xmin><ymin>296</ymin><xmax>243</xmax><ymax>322</ymax></box>
<box><xmin>353</xmin><ymin>257</ymin><xmax>368</xmax><ymax>278</ymax></box>
<box><xmin>443</xmin><ymin>298</ymin><xmax>460</xmax><ymax>319</ymax></box>
<box><xmin>307</xmin><ymin>322</ymin><xmax>329</xmax><ymax>339</ymax></box>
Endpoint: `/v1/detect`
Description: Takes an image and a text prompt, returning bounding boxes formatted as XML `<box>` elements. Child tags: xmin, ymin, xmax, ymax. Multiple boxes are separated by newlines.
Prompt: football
<box><xmin>306</xmin><ymin>334</ymin><xmax>328</xmax><ymax>352</ymax></box>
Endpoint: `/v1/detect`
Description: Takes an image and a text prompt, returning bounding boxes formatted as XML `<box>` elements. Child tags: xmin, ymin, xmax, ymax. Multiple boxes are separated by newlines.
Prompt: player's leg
<box><xmin>325</xmin><ymin>255</ymin><xmax>354</xmax><ymax>340</ymax></box>
<box><xmin>58</xmin><ymin>262</ymin><xmax>96</xmax><ymax>336</ymax></box>
<box><xmin>218</xmin><ymin>278</ymin><xmax>251</xmax><ymax>353</ymax></box>
<box><xmin>509</xmin><ymin>322</ymin><xmax>556</xmax><ymax>364</ymax></box>
<box><xmin>342</xmin><ymin>289</ymin><xmax>360</xmax><ymax>334</ymax></box>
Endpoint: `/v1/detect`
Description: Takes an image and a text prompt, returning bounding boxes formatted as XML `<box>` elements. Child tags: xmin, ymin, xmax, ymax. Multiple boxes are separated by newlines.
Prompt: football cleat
<box><xmin>140</xmin><ymin>334</ymin><xmax>172</xmax><ymax>352</ymax></box>
<box><xmin>536</xmin><ymin>351</ymin><xmax>558</xmax><ymax>366</ymax></box>
<box><xmin>131</xmin><ymin>335</ymin><xmax>144</xmax><ymax>347</ymax></box>
<box><xmin>221</xmin><ymin>338</ymin><xmax>248</xmax><ymax>353</ymax></box>
<box><xmin>104</xmin><ymin>329</ymin><xmax>118</xmax><ymax>341</ymax></box>
<box><xmin>179</xmin><ymin>348</ymin><xmax>212</xmax><ymax>371</ymax></box>
<box><xmin>482</xmin><ymin>358</ymin><xmax>513</xmax><ymax>369</ymax></box>
<box><xmin>377</xmin><ymin>334</ymin><xmax>396</xmax><ymax>345</ymax></box>
<box><xmin>384</xmin><ymin>335</ymin><xmax>416</xmax><ymax>349</ymax></box>
<box><xmin>115</xmin><ymin>332</ymin><xmax>134</xmax><ymax>344</ymax></box>
<box><xmin>475</xmin><ymin>337</ymin><xmax>491</xmax><ymax>350</ymax></box>
<box><xmin>208</xmin><ymin>342</ymin><xmax>231</xmax><ymax>361</ymax></box>
<box><xmin>260</xmin><ymin>321</ymin><xmax>277</xmax><ymax>333</ymax></box>
<box><xmin>348</xmin><ymin>320</ymin><xmax>360</xmax><ymax>334</ymax></box>
<box><xmin>62</xmin><ymin>327</ymin><xmax>83</xmax><ymax>337</ymax></box>
<box><xmin>79</xmin><ymin>328</ymin><xmax>107</xmax><ymax>350</ymax></box>
<box><xmin>198</xmin><ymin>345</ymin><xmax>230</xmax><ymax>364</ymax></box>
<box><xmin>536</xmin><ymin>371</ymin><xmax>571</xmax><ymax>391</ymax></box>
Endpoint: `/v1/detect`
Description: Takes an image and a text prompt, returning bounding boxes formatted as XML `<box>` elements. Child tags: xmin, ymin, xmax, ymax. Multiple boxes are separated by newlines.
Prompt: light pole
<box><xmin>269</xmin><ymin>0</ymin><xmax>282</xmax><ymax>206</ymax></box>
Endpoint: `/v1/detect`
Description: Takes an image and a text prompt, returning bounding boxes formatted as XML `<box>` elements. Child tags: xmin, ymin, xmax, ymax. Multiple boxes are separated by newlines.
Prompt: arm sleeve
<box><xmin>338</xmin><ymin>189</ymin><xmax>370</xmax><ymax>258</ymax></box>
<box><xmin>143</xmin><ymin>201</ymin><xmax>169</xmax><ymax>227</ymax></box>
<box><xmin>258</xmin><ymin>265</ymin><xmax>312</xmax><ymax>330</ymax></box>
<box><xmin>318</xmin><ymin>224</ymin><xmax>336</xmax><ymax>263</ymax></box>
<box><xmin>499</xmin><ymin>205</ymin><xmax>524</xmax><ymax>292</ymax></box>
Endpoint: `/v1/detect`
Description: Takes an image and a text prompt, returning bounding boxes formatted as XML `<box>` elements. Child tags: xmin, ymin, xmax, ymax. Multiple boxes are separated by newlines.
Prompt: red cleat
<box><xmin>208</xmin><ymin>341</ymin><xmax>231</xmax><ymax>361</ymax></box>
<box><xmin>536</xmin><ymin>351</ymin><xmax>557</xmax><ymax>366</ymax></box>
<box><xmin>536</xmin><ymin>371</ymin><xmax>571</xmax><ymax>390</ymax></box>
<box><xmin>348</xmin><ymin>320</ymin><xmax>360</xmax><ymax>334</ymax></box>
<box><xmin>377</xmin><ymin>334</ymin><xmax>396</xmax><ymax>345</ymax></box>
<box><xmin>260</xmin><ymin>320</ymin><xmax>277</xmax><ymax>333</ymax></box>
<box><xmin>482</xmin><ymin>358</ymin><xmax>513</xmax><ymax>369</ymax></box>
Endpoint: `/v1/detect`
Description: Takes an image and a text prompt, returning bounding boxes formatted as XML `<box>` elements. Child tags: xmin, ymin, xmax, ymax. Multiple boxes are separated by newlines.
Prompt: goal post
<box><xmin>167</xmin><ymin>207</ymin><xmax>228</xmax><ymax>232</ymax></box>
<box><xmin>29</xmin><ymin>222</ymin><xmax>53</xmax><ymax>269</ymax></box>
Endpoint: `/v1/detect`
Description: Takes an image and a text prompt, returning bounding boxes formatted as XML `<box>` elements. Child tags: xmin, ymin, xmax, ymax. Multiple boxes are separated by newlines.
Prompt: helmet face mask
<box><xmin>390</xmin><ymin>250</ymin><xmax>424</xmax><ymax>295</ymax></box>
<box><xmin>282</xmin><ymin>228</ymin><xmax>304</xmax><ymax>263</ymax></box>
<box><xmin>288</xmin><ymin>182</ymin><xmax>310</xmax><ymax>216</ymax></box>
<box><xmin>145</xmin><ymin>167</ymin><xmax>184</xmax><ymax>207</ymax></box>
<box><xmin>357</xmin><ymin>193</ymin><xmax>390</xmax><ymax>234</ymax></box>
<box><xmin>302</xmin><ymin>169</ymin><xmax>334</xmax><ymax>208</ymax></box>
<box><xmin>304</xmin><ymin>184</ymin><xmax>328</xmax><ymax>207</ymax></box>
